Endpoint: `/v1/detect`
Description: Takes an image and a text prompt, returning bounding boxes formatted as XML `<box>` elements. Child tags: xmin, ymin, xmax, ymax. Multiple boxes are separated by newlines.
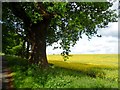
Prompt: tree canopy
<box><xmin>2</xmin><ymin>2</ymin><xmax>117</xmax><ymax>67</ymax></box>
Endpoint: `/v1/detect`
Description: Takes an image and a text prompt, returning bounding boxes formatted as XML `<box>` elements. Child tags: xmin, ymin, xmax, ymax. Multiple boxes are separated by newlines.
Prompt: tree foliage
<box><xmin>2</xmin><ymin>2</ymin><xmax>117</xmax><ymax>63</ymax></box>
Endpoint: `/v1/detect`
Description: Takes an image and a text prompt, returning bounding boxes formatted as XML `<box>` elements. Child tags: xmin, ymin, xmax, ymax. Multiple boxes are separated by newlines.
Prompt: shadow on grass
<box><xmin>5</xmin><ymin>55</ymin><xmax>105</xmax><ymax>77</ymax></box>
<box><xmin>4</xmin><ymin>55</ymin><xmax>107</xmax><ymax>78</ymax></box>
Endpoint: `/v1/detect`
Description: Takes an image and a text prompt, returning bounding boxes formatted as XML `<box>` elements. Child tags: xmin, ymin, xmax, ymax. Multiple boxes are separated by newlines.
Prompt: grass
<box><xmin>4</xmin><ymin>54</ymin><xmax>118</xmax><ymax>88</ymax></box>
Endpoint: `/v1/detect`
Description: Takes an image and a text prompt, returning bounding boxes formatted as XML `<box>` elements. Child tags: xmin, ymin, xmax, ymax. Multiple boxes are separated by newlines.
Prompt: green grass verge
<box><xmin>5</xmin><ymin>55</ymin><xmax>118</xmax><ymax>88</ymax></box>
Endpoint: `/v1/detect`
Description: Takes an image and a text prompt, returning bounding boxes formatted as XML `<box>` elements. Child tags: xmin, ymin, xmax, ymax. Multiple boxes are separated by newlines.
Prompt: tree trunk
<box><xmin>20</xmin><ymin>40</ymin><xmax>26</xmax><ymax>58</ymax></box>
<box><xmin>26</xmin><ymin>41</ymin><xmax>30</xmax><ymax>59</ymax></box>
<box><xmin>28</xmin><ymin>19</ymin><xmax>50</xmax><ymax>68</ymax></box>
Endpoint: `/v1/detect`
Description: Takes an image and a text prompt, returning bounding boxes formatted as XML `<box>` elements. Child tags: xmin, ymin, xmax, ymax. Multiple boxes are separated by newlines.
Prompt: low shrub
<box><xmin>86</xmin><ymin>68</ymin><xmax>106</xmax><ymax>78</ymax></box>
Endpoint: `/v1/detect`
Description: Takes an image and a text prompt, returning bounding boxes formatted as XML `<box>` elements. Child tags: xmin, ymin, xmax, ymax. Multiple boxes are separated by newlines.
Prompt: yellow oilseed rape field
<box><xmin>48</xmin><ymin>54</ymin><xmax>118</xmax><ymax>68</ymax></box>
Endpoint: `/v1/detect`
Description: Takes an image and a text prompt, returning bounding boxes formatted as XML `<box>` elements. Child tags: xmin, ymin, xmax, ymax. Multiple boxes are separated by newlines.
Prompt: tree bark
<box><xmin>26</xmin><ymin>41</ymin><xmax>30</xmax><ymax>59</ymax></box>
<box><xmin>28</xmin><ymin>19</ymin><xmax>50</xmax><ymax>67</ymax></box>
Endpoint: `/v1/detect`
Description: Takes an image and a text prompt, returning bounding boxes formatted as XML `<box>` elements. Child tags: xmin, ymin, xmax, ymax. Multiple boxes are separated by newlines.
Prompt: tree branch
<box><xmin>9</xmin><ymin>2</ymin><xmax>31</xmax><ymax>27</ymax></box>
<box><xmin>36</xmin><ymin>2</ymin><xmax>54</xmax><ymax>19</ymax></box>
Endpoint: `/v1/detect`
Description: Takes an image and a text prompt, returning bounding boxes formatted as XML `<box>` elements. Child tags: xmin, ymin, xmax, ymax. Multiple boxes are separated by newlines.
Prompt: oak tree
<box><xmin>2</xmin><ymin>2</ymin><xmax>117</xmax><ymax>67</ymax></box>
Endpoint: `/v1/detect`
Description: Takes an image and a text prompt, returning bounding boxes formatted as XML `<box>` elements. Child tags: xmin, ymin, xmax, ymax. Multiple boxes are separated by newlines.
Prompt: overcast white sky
<box><xmin>47</xmin><ymin>1</ymin><xmax>118</xmax><ymax>54</ymax></box>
